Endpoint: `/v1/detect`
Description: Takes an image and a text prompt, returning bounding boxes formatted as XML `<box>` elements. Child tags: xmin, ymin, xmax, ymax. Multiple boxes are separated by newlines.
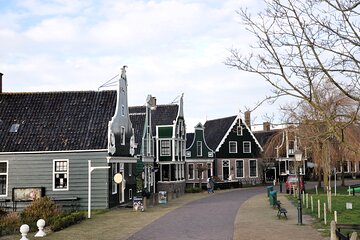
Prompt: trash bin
<box><xmin>267</xmin><ymin>186</ymin><xmax>273</xmax><ymax>197</ymax></box>
<box><xmin>269</xmin><ymin>190</ymin><xmax>277</xmax><ymax>206</ymax></box>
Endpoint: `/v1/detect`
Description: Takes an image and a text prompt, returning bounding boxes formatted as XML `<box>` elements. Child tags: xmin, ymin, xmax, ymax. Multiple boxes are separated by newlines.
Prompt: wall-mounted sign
<box><xmin>114</xmin><ymin>173</ymin><xmax>123</xmax><ymax>184</ymax></box>
<box><xmin>12</xmin><ymin>187</ymin><xmax>45</xmax><ymax>202</ymax></box>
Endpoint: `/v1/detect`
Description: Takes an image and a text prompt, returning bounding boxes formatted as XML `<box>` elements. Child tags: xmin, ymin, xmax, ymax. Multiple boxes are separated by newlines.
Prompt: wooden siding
<box><xmin>0</xmin><ymin>151</ymin><xmax>109</xmax><ymax>210</ymax></box>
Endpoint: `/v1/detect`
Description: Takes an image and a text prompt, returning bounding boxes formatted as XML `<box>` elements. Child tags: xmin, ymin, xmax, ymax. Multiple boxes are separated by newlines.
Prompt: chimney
<box><xmin>244</xmin><ymin>111</ymin><xmax>251</xmax><ymax>129</ymax></box>
<box><xmin>263</xmin><ymin>122</ymin><xmax>271</xmax><ymax>131</ymax></box>
<box><xmin>0</xmin><ymin>72</ymin><xmax>3</xmax><ymax>93</ymax></box>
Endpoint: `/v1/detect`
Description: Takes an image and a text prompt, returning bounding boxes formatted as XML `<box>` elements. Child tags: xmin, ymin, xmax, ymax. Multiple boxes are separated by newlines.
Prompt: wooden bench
<box><xmin>274</xmin><ymin>200</ymin><xmax>287</xmax><ymax>219</ymax></box>
<box><xmin>0</xmin><ymin>199</ymin><xmax>11</xmax><ymax>212</ymax></box>
<box><xmin>348</xmin><ymin>184</ymin><xmax>360</xmax><ymax>196</ymax></box>
<box><xmin>336</xmin><ymin>223</ymin><xmax>360</xmax><ymax>240</ymax></box>
<box><xmin>52</xmin><ymin>197</ymin><xmax>80</xmax><ymax>211</ymax></box>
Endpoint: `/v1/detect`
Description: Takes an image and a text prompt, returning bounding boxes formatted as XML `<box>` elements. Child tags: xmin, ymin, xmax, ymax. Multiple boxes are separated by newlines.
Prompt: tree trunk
<box><xmin>323</xmin><ymin>172</ymin><xmax>329</xmax><ymax>192</ymax></box>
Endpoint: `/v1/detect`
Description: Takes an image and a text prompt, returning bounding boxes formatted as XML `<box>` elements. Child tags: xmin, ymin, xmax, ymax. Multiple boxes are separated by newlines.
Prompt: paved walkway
<box><xmin>0</xmin><ymin>187</ymin><xmax>329</xmax><ymax>240</ymax></box>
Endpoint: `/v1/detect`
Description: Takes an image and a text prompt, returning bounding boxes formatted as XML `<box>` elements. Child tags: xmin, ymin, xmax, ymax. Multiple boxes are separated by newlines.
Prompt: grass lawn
<box><xmin>287</xmin><ymin>186</ymin><xmax>360</xmax><ymax>236</ymax></box>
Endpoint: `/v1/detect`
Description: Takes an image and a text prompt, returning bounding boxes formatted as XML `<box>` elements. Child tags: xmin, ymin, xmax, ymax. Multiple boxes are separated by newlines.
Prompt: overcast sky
<box><xmin>0</xmin><ymin>0</ymin><xmax>288</xmax><ymax>131</ymax></box>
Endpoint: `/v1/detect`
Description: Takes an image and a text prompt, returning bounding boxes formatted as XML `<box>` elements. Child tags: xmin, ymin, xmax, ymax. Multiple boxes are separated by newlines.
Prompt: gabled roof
<box><xmin>0</xmin><ymin>91</ymin><xmax>116</xmax><ymax>152</ymax></box>
<box><xmin>129</xmin><ymin>104</ymin><xmax>179</xmax><ymax>154</ymax></box>
<box><xmin>204</xmin><ymin>115</ymin><xmax>237</xmax><ymax>151</ymax></box>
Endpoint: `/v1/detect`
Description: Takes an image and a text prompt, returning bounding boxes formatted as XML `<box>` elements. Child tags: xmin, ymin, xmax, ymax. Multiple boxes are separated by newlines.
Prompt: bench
<box><xmin>336</xmin><ymin>223</ymin><xmax>360</xmax><ymax>240</ymax></box>
<box><xmin>52</xmin><ymin>197</ymin><xmax>80</xmax><ymax>211</ymax></box>
<box><xmin>274</xmin><ymin>200</ymin><xmax>287</xmax><ymax>219</ymax></box>
<box><xmin>0</xmin><ymin>199</ymin><xmax>11</xmax><ymax>212</ymax></box>
<box><xmin>348</xmin><ymin>184</ymin><xmax>360</xmax><ymax>196</ymax></box>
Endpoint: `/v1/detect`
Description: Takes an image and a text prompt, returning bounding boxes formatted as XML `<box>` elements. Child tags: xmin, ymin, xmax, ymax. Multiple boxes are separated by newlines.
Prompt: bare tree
<box><xmin>226</xmin><ymin>0</ymin><xmax>360</xmax><ymax>148</ymax></box>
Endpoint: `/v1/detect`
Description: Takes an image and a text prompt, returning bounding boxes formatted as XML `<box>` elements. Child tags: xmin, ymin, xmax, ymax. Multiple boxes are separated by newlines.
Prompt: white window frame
<box><xmin>53</xmin><ymin>159</ymin><xmax>69</xmax><ymax>191</ymax></box>
<box><xmin>197</xmin><ymin>141</ymin><xmax>202</xmax><ymax>156</ymax></box>
<box><xmin>235</xmin><ymin>160</ymin><xmax>244</xmax><ymax>178</ymax></box>
<box><xmin>160</xmin><ymin>140</ymin><xmax>171</xmax><ymax>156</ymax></box>
<box><xmin>243</xmin><ymin>141</ymin><xmax>251</xmax><ymax>153</ymax></box>
<box><xmin>237</xmin><ymin>126</ymin><xmax>243</xmax><ymax>136</ymax></box>
<box><xmin>112</xmin><ymin>163</ymin><xmax>118</xmax><ymax>194</ymax></box>
<box><xmin>129</xmin><ymin>189</ymin><xmax>133</xmax><ymax>200</ymax></box>
<box><xmin>188</xmin><ymin>163</ymin><xmax>194</xmax><ymax>180</ymax></box>
<box><xmin>207</xmin><ymin>162</ymin><xmax>213</xmax><ymax>177</ymax></box>
<box><xmin>196</xmin><ymin>163</ymin><xmax>204</xmax><ymax>179</ymax></box>
<box><xmin>0</xmin><ymin>161</ymin><xmax>8</xmax><ymax>197</ymax></box>
<box><xmin>229</xmin><ymin>141</ymin><xmax>237</xmax><ymax>153</ymax></box>
<box><xmin>249</xmin><ymin>159</ymin><xmax>258</xmax><ymax>178</ymax></box>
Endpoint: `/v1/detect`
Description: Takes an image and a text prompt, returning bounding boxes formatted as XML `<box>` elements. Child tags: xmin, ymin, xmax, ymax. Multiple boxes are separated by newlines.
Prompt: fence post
<box><xmin>330</xmin><ymin>220</ymin><xmax>336</xmax><ymax>240</ymax></box>
<box><xmin>334</xmin><ymin>211</ymin><xmax>337</xmax><ymax>223</ymax></box>
<box><xmin>35</xmin><ymin>219</ymin><xmax>46</xmax><ymax>237</ymax></box>
<box><xmin>318</xmin><ymin>199</ymin><xmax>321</xmax><ymax>218</ymax></box>
<box><xmin>306</xmin><ymin>193</ymin><xmax>309</xmax><ymax>209</ymax></box>
<box><xmin>350</xmin><ymin>232</ymin><xmax>358</xmax><ymax>240</ymax></box>
<box><xmin>311</xmin><ymin>196</ymin><xmax>313</xmax><ymax>212</ymax></box>
<box><xmin>324</xmin><ymin>203</ymin><xmax>327</xmax><ymax>225</ymax></box>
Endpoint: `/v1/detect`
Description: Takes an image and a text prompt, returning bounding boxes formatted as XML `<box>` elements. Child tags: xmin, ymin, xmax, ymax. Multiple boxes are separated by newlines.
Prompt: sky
<box><xmin>0</xmin><ymin>0</ymin><xmax>287</xmax><ymax>132</ymax></box>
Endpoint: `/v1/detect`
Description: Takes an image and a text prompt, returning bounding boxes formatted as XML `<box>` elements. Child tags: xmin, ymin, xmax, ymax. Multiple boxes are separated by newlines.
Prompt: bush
<box><xmin>50</xmin><ymin>211</ymin><xmax>86</xmax><ymax>232</ymax></box>
<box><xmin>0</xmin><ymin>212</ymin><xmax>21</xmax><ymax>237</ymax></box>
<box><xmin>185</xmin><ymin>187</ymin><xmax>202</xmax><ymax>193</ymax></box>
<box><xmin>20</xmin><ymin>197</ymin><xmax>61</xmax><ymax>229</ymax></box>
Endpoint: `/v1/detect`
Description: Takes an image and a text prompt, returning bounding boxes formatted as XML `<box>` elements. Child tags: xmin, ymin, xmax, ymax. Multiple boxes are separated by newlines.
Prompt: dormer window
<box><xmin>10</xmin><ymin>124</ymin><xmax>20</xmax><ymax>133</ymax></box>
<box><xmin>197</xmin><ymin>141</ymin><xmax>202</xmax><ymax>156</ymax></box>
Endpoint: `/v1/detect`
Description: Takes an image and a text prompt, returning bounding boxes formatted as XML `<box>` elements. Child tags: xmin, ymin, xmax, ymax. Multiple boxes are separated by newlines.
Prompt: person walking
<box><xmin>207</xmin><ymin>177</ymin><xmax>212</xmax><ymax>193</ymax></box>
<box><xmin>209</xmin><ymin>176</ymin><xmax>215</xmax><ymax>193</ymax></box>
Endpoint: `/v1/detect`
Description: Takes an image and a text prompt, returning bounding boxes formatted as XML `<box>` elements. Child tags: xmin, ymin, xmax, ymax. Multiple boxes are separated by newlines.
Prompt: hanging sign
<box><xmin>114</xmin><ymin>173</ymin><xmax>123</xmax><ymax>184</ymax></box>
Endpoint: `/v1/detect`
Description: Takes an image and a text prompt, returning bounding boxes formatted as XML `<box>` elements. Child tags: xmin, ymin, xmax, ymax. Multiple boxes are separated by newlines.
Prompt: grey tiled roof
<box><xmin>0</xmin><ymin>91</ymin><xmax>180</xmax><ymax>153</ymax></box>
<box><xmin>204</xmin><ymin>115</ymin><xmax>236</xmax><ymax>150</ymax></box>
<box><xmin>253</xmin><ymin>130</ymin><xmax>279</xmax><ymax>148</ymax></box>
<box><xmin>0</xmin><ymin>91</ymin><xmax>116</xmax><ymax>152</ymax></box>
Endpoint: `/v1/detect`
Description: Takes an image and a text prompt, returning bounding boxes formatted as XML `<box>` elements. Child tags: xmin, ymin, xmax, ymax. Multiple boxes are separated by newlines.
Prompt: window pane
<box><xmin>0</xmin><ymin>175</ymin><xmax>6</xmax><ymax>195</ymax></box>
<box><xmin>189</xmin><ymin>164</ymin><xmax>194</xmax><ymax>179</ymax></box>
<box><xmin>0</xmin><ymin>162</ymin><xmax>6</xmax><ymax>173</ymax></box>
<box><xmin>250</xmin><ymin>160</ymin><xmax>257</xmax><ymax>177</ymax></box>
<box><xmin>55</xmin><ymin>173</ymin><xmax>67</xmax><ymax>189</ymax></box>
<box><xmin>243</xmin><ymin>142</ymin><xmax>251</xmax><ymax>153</ymax></box>
<box><xmin>229</xmin><ymin>142</ymin><xmax>237</xmax><ymax>153</ymax></box>
<box><xmin>236</xmin><ymin>161</ymin><xmax>243</xmax><ymax>178</ymax></box>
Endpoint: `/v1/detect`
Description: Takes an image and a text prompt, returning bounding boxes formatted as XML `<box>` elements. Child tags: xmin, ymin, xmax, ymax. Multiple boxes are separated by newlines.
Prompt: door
<box><xmin>222</xmin><ymin>160</ymin><xmax>230</xmax><ymax>181</ymax></box>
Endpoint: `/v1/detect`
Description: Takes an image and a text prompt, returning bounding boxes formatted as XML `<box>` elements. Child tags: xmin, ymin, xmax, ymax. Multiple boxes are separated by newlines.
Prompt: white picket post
<box><xmin>20</xmin><ymin>224</ymin><xmax>29</xmax><ymax>240</ymax></box>
<box><xmin>35</xmin><ymin>219</ymin><xmax>46</xmax><ymax>237</ymax></box>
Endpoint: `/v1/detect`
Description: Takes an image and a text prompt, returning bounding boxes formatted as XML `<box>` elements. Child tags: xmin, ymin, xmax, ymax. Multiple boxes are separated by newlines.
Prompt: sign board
<box><xmin>158</xmin><ymin>191</ymin><xmax>167</xmax><ymax>204</ymax></box>
<box><xmin>114</xmin><ymin>173</ymin><xmax>123</xmax><ymax>184</ymax></box>
<box><xmin>12</xmin><ymin>187</ymin><xmax>45</xmax><ymax>201</ymax></box>
<box><xmin>133</xmin><ymin>196</ymin><xmax>144</xmax><ymax>211</ymax></box>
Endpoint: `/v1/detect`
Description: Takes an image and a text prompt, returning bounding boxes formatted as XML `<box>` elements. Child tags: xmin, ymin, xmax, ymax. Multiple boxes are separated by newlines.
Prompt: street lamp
<box><xmin>294</xmin><ymin>150</ymin><xmax>303</xmax><ymax>225</ymax></box>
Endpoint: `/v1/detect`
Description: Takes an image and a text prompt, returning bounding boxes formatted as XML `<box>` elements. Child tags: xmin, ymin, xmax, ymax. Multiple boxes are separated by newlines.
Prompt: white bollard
<box><xmin>348</xmin><ymin>186</ymin><xmax>351</xmax><ymax>196</ymax></box>
<box><xmin>35</xmin><ymin>219</ymin><xmax>46</xmax><ymax>237</ymax></box>
<box><xmin>20</xmin><ymin>224</ymin><xmax>29</xmax><ymax>240</ymax></box>
<box><xmin>334</xmin><ymin>211</ymin><xmax>337</xmax><ymax>223</ymax></box>
<box><xmin>315</xmin><ymin>185</ymin><xmax>318</xmax><ymax>195</ymax></box>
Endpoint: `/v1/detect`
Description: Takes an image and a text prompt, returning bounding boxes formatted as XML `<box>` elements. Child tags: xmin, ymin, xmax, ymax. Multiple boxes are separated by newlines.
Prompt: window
<box><xmin>0</xmin><ymin>161</ymin><xmax>8</xmax><ymax>196</ymax></box>
<box><xmin>9</xmin><ymin>124</ymin><xmax>20</xmax><ymax>133</ymax></box>
<box><xmin>53</xmin><ymin>160</ymin><xmax>69</xmax><ymax>191</ymax></box>
<box><xmin>112</xmin><ymin>163</ymin><xmax>117</xmax><ymax>194</ymax></box>
<box><xmin>236</xmin><ymin>160</ymin><xmax>244</xmax><ymax>178</ymax></box>
<box><xmin>249</xmin><ymin>159</ymin><xmax>257</xmax><ymax>177</ymax></box>
<box><xmin>188</xmin><ymin>164</ymin><xmax>194</xmax><ymax>180</ymax></box>
<box><xmin>129</xmin><ymin>189</ymin><xmax>133</xmax><ymax>200</ymax></box>
<box><xmin>207</xmin><ymin>163</ymin><xmax>213</xmax><ymax>177</ymax></box>
<box><xmin>197</xmin><ymin>164</ymin><xmax>203</xmax><ymax>179</ymax></box>
<box><xmin>237</xmin><ymin>126</ymin><xmax>243</xmax><ymax>136</ymax></box>
<box><xmin>121</xmin><ymin>127</ymin><xmax>125</xmax><ymax>145</ymax></box>
<box><xmin>128</xmin><ymin>163</ymin><xmax>132</xmax><ymax>176</ymax></box>
<box><xmin>243</xmin><ymin>141</ymin><xmax>251</xmax><ymax>153</ymax></box>
<box><xmin>229</xmin><ymin>141</ymin><xmax>237</xmax><ymax>153</ymax></box>
<box><xmin>197</xmin><ymin>141</ymin><xmax>202</xmax><ymax>156</ymax></box>
<box><xmin>121</xmin><ymin>105</ymin><xmax>125</xmax><ymax>116</ymax></box>
<box><xmin>160</xmin><ymin>140</ymin><xmax>171</xmax><ymax>156</ymax></box>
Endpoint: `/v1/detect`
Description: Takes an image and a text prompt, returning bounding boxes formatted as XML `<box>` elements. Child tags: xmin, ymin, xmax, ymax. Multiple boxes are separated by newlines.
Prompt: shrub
<box><xmin>185</xmin><ymin>187</ymin><xmax>202</xmax><ymax>193</ymax></box>
<box><xmin>20</xmin><ymin>197</ymin><xmax>61</xmax><ymax>229</ymax></box>
<box><xmin>0</xmin><ymin>212</ymin><xmax>21</xmax><ymax>237</ymax></box>
<box><xmin>50</xmin><ymin>211</ymin><xmax>86</xmax><ymax>232</ymax></box>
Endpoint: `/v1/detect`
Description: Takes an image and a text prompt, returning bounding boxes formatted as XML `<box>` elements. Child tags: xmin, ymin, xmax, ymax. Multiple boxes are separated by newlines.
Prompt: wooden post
<box><xmin>311</xmin><ymin>196</ymin><xmax>314</xmax><ymax>212</ymax></box>
<box><xmin>324</xmin><ymin>203</ymin><xmax>327</xmax><ymax>225</ymax></box>
<box><xmin>350</xmin><ymin>232</ymin><xmax>358</xmax><ymax>240</ymax></box>
<box><xmin>348</xmin><ymin>186</ymin><xmax>351</xmax><ymax>196</ymax></box>
<box><xmin>306</xmin><ymin>193</ymin><xmax>309</xmax><ymax>208</ymax></box>
<box><xmin>334</xmin><ymin>211</ymin><xmax>337</xmax><ymax>223</ymax></box>
<box><xmin>328</xmin><ymin>189</ymin><xmax>332</xmax><ymax>213</ymax></box>
<box><xmin>315</xmin><ymin>185</ymin><xmax>318</xmax><ymax>195</ymax></box>
<box><xmin>302</xmin><ymin>191</ymin><xmax>305</xmax><ymax>205</ymax></box>
<box><xmin>330</xmin><ymin>220</ymin><xmax>336</xmax><ymax>240</ymax></box>
<box><xmin>318</xmin><ymin>199</ymin><xmax>321</xmax><ymax>218</ymax></box>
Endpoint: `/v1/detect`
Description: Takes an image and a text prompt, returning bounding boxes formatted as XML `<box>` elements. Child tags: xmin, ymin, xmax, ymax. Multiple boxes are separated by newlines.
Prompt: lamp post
<box><xmin>294</xmin><ymin>150</ymin><xmax>303</xmax><ymax>225</ymax></box>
